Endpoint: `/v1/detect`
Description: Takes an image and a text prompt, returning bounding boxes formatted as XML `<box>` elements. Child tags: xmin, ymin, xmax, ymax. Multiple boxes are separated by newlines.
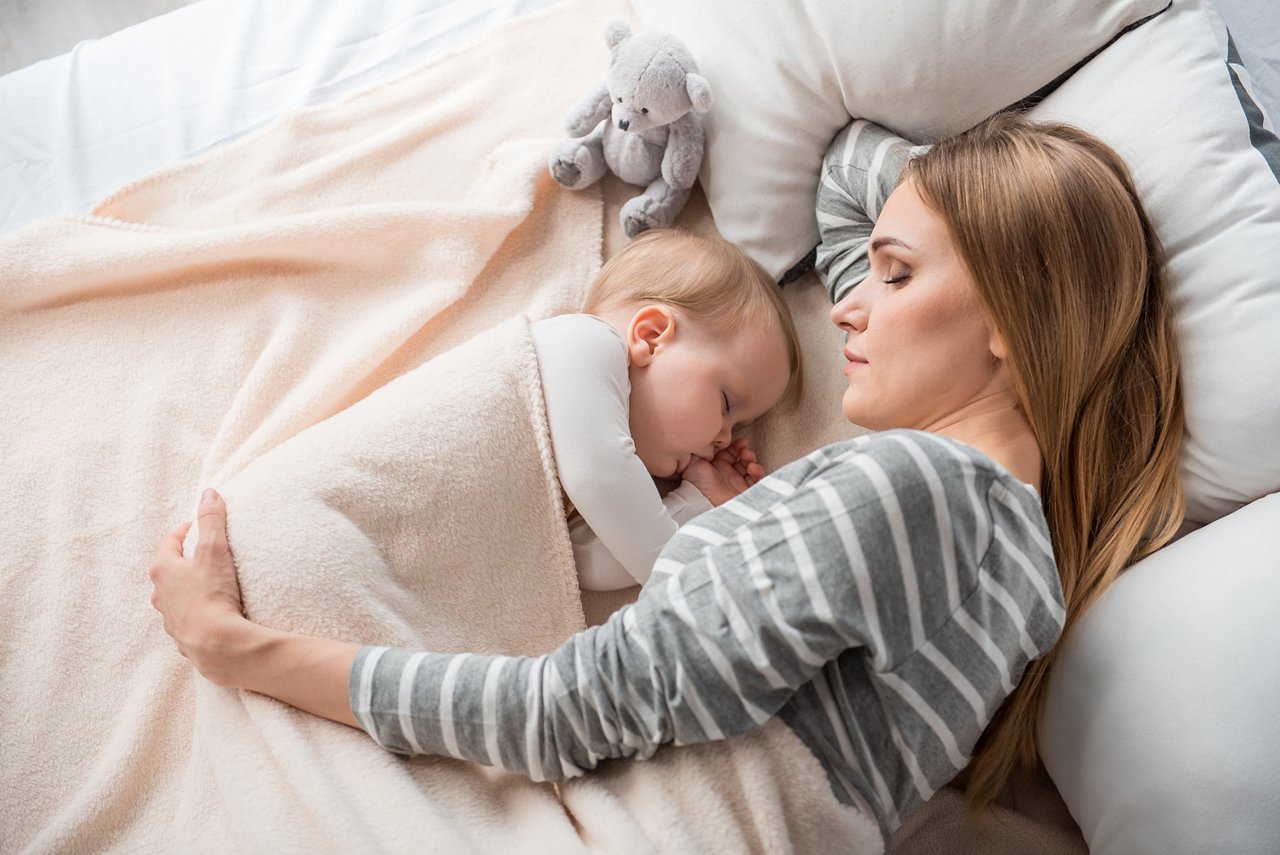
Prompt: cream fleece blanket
<box><xmin>0</xmin><ymin>0</ymin><xmax>880</xmax><ymax>852</ymax></box>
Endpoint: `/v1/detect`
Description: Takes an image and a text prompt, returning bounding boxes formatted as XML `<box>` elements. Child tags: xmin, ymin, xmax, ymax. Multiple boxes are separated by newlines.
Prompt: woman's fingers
<box><xmin>154</xmin><ymin>521</ymin><xmax>193</xmax><ymax>561</ymax></box>
<box><xmin>194</xmin><ymin>489</ymin><xmax>230</xmax><ymax>560</ymax></box>
<box><xmin>149</xmin><ymin>521</ymin><xmax>192</xmax><ymax>588</ymax></box>
<box><xmin>148</xmin><ymin>488</ymin><xmax>249</xmax><ymax>679</ymax></box>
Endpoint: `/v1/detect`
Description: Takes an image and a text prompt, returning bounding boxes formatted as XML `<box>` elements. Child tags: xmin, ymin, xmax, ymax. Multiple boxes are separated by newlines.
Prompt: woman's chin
<box><xmin>841</xmin><ymin>398</ymin><xmax>886</xmax><ymax>432</ymax></box>
<box><xmin>841</xmin><ymin>395</ymin><xmax>868</xmax><ymax>426</ymax></box>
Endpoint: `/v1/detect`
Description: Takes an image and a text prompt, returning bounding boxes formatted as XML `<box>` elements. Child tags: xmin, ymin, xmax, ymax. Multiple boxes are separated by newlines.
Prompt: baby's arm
<box><xmin>532</xmin><ymin>314</ymin><xmax>703</xmax><ymax>588</ymax></box>
<box><xmin>570</xmin><ymin>481</ymin><xmax>710</xmax><ymax>591</ymax></box>
<box><xmin>573</xmin><ymin>436</ymin><xmax>769</xmax><ymax>590</ymax></box>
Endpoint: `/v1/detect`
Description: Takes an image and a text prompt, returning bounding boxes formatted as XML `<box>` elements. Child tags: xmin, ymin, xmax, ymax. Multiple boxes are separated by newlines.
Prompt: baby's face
<box><xmin>626</xmin><ymin>312</ymin><xmax>790</xmax><ymax>480</ymax></box>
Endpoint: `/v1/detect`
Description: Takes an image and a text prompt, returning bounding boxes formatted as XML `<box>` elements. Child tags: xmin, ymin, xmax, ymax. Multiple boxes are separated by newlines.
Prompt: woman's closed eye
<box><xmin>722</xmin><ymin>392</ymin><xmax>731</xmax><ymax>413</ymax></box>
<box><xmin>883</xmin><ymin>267</ymin><xmax>911</xmax><ymax>285</ymax></box>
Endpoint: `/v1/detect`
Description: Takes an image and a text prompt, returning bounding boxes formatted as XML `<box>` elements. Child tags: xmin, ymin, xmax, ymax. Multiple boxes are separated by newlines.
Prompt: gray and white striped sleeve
<box><xmin>347</xmin><ymin>431</ymin><xmax>1064</xmax><ymax>790</ymax></box>
<box><xmin>815</xmin><ymin>120</ymin><xmax>932</xmax><ymax>303</ymax></box>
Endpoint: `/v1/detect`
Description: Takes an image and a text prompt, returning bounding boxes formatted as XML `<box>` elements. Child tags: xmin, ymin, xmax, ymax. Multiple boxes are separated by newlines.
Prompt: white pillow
<box><xmin>633</xmin><ymin>0</ymin><xmax>1169</xmax><ymax>280</ymax></box>
<box><xmin>1039</xmin><ymin>492</ymin><xmax>1280</xmax><ymax>854</ymax></box>
<box><xmin>1026</xmin><ymin>0</ymin><xmax>1280</xmax><ymax>525</ymax></box>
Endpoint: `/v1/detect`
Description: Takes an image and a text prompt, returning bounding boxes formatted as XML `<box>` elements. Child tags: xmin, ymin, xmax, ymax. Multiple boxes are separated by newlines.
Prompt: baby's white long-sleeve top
<box><xmin>529</xmin><ymin>313</ymin><xmax>712</xmax><ymax>590</ymax></box>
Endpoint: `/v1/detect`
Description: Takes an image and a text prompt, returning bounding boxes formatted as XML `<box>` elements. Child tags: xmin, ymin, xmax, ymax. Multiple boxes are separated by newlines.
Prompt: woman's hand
<box><xmin>149</xmin><ymin>487</ymin><xmax>362</xmax><ymax>726</ymax></box>
<box><xmin>682</xmin><ymin>438</ymin><xmax>766</xmax><ymax>506</ymax></box>
<box><xmin>149</xmin><ymin>488</ymin><xmax>253</xmax><ymax>686</ymax></box>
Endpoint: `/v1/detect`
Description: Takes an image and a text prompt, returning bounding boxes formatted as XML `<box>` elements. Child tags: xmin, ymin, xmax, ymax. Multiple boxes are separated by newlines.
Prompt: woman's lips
<box><xmin>843</xmin><ymin>350</ymin><xmax>868</xmax><ymax>375</ymax></box>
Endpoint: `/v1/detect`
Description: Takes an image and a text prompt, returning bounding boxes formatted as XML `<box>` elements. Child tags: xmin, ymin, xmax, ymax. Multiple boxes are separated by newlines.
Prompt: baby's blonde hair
<box><xmin>583</xmin><ymin>229</ymin><xmax>803</xmax><ymax>411</ymax></box>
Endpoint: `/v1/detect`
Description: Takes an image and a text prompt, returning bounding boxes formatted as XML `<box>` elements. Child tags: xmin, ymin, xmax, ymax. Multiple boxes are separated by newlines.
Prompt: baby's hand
<box><xmin>683</xmin><ymin>438</ymin><xmax>766</xmax><ymax>506</ymax></box>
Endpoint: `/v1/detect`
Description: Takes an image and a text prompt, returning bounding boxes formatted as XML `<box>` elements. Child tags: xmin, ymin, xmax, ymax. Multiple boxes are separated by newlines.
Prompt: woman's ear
<box><xmin>626</xmin><ymin>305</ymin><xmax>675</xmax><ymax>367</ymax></box>
<box><xmin>989</xmin><ymin>328</ymin><xmax>1011</xmax><ymax>363</ymax></box>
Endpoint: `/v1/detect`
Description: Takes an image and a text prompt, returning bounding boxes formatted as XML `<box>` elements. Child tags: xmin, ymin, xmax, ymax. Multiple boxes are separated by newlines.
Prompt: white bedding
<box><xmin>2</xmin><ymin>0</ymin><xmax>1276</xmax><ymax>238</ymax></box>
<box><xmin>0</xmin><ymin>0</ymin><xmax>561</xmax><ymax>235</ymax></box>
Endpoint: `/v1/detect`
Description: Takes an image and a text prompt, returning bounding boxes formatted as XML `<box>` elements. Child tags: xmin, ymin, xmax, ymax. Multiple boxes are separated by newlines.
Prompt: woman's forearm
<box><xmin>206</xmin><ymin>617</ymin><xmax>361</xmax><ymax>729</ymax></box>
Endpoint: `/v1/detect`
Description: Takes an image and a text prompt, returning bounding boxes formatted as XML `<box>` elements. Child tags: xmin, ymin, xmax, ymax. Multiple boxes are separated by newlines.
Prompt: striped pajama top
<box><xmin>349</xmin><ymin>431</ymin><xmax>1064</xmax><ymax>846</ymax></box>
<box><xmin>815</xmin><ymin>118</ymin><xmax>934</xmax><ymax>304</ymax></box>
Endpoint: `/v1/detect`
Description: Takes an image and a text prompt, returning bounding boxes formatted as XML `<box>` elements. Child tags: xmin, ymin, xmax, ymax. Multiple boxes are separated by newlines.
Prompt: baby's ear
<box><xmin>626</xmin><ymin>305</ymin><xmax>674</xmax><ymax>367</ymax></box>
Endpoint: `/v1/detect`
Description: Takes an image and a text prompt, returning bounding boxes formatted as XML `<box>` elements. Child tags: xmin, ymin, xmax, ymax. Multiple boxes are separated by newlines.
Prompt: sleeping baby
<box><xmin>534</xmin><ymin>229</ymin><xmax>802</xmax><ymax>590</ymax></box>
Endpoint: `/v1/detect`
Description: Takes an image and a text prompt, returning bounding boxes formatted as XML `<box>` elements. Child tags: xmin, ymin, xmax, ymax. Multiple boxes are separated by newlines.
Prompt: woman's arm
<box><xmin>348</xmin><ymin>435</ymin><xmax>1042</xmax><ymax>781</ymax></box>
<box><xmin>815</xmin><ymin>120</ymin><xmax>930</xmax><ymax>302</ymax></box>
<box><xmin>149</xmin><ymin>490</ymin><xmax>360</xmax><ymax>728</ymax></box>
<box><xmin>154</xmin><ymin>434</ymin><xmax>1062</xmax><ymax>785</ymax></box>
<box><xmin>221</xmin><ymin>623</ymin><xmax>360</xmax><ymax>728</ymax></box>
<box><xmin>155</xmin><ymin>441</ymin><xmax>891</xmax><ymax>771</ymax></box>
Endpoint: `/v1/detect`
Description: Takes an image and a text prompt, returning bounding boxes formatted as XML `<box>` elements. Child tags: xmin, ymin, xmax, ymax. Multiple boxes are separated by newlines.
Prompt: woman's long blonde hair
<box><xmin>905</xmin><ymin>113</ymin><xmax>1185</xmax><ymax>810</ymax></box>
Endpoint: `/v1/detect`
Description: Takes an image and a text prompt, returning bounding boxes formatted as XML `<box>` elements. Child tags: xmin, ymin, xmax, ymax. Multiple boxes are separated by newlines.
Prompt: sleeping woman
<box><xmin>149</xmin><ymin>111</ymin><xmax>1184</xmax><ymax>845</ymax></box>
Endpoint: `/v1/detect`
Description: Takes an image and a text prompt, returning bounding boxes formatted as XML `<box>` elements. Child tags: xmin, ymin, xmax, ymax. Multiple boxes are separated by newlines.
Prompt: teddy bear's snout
<box><xmin>617</xmin><ymin>117</ymin><xmax>630</xmax><ymax>131</ymax></box>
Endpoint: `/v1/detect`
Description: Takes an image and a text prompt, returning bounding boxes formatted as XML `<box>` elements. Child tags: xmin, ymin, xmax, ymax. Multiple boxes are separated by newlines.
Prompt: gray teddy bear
<box><xmin>548</xmin><ymin>21</ymin><xmax>712</xmax><ymax>237</ymax></box>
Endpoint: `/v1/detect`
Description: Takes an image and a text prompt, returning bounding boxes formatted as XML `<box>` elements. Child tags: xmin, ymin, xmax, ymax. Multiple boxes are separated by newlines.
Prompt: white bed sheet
<box><xmin>0</xmin><ymin>0</ymin><xmax>561</xmax><ymax>235</ymax></box>
<box><xmin>3</xmin><ymin>0</ymin><xmax>1277</xmax><ymax>239</ymax></box>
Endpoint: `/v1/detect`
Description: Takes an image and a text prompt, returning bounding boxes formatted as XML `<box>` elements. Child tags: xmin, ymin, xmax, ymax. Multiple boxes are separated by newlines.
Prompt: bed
<box><xmin>2</xmin><ymin>0</ymin><xmax>1278</xmax><ymax>853</ymax></box>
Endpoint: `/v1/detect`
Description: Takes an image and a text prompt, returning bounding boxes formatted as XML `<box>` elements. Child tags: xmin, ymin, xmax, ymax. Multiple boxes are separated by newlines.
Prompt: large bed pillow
<box><xmin>1040</xmin><ymin>492</ymin><xmax>1280</xmax><ymax>854</ymax></box>
<box><xmin>1024</xmin><ymin>0</ymin><xmax>1280</xmax><ymax>525</ymax></box>
<box><xmin>633</xmin><ymin>0</ymin><xmax>1169</xmax><ymax>279</ymax></box>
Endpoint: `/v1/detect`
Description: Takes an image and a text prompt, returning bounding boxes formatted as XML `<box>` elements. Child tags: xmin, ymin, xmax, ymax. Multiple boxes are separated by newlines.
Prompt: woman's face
<box><xmin>831</xmin><ymin>179</ymin><xmax>1009</xmax><ymax>432</ymax></box>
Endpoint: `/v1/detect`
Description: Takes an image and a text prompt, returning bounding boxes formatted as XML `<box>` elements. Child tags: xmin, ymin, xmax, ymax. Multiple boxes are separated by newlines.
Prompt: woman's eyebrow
<box><xmin>870</xmin><ymin>236</ymin><xmax>913</xmax><ymax>253</ymax></box>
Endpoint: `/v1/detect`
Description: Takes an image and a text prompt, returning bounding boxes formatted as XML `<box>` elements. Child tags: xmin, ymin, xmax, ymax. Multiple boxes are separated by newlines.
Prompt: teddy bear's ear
<box><xmin>686</xmin><ymin>73</ymin><xmax>713</xmax><ymax>113</ymax></box>
<box><xmin>604</xmin><ymin>20</ymin><xmax>632</xmax><ymax>51</ymax></box>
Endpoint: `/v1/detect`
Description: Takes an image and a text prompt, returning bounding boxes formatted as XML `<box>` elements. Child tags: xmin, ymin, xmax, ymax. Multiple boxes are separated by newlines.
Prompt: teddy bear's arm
<box><xmin>661</xmin><ymin>113</ymin><xmax>705</xmax><ymax>190</ymax></box>
<box><xmin>565</xmin><ymin>83</ymin><xmax>613</xmax><ymax>138</ymax></box>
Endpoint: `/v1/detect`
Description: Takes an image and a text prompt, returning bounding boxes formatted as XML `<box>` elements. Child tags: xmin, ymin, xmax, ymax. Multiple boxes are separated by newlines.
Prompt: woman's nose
<box><xmin>830</xmin><ymin>290</ymin><xmax>869</xmax><ymax>333</ymax></box>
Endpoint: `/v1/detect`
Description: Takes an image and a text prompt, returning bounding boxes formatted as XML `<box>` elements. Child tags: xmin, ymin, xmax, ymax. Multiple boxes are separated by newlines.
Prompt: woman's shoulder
<box><xmin>801</xmin><ymin>428</ymin><xmax>1004</xmax><ymax>478</ymax></box>
<box><xmin>796</xmin><ymin>430</ymin><xmax>1058</xmax><ymax>605</ymax></box>
<box><xmin>793</xmin><ymin>429</ymin><xmax>1046</xmax><ymax>532</ymax></box>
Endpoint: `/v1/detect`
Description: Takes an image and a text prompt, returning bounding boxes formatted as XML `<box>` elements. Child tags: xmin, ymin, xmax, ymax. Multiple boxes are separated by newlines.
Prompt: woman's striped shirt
<box><xmin>815</xmin><ymin>118</ymin><xmax>932</xmax><ymax>303</ymax></box>
<box><xmin>349</xmin><ymin>430</ymin><xmax>1064</xmax><ymax>845</ymax></box>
